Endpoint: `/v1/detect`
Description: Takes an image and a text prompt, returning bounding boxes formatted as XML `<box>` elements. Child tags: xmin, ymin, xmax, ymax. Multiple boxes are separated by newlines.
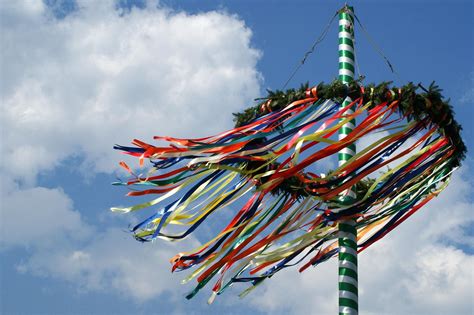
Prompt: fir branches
<box><xmin>233</xmin><ymin>80</ymin><xmax>466</xmax><ymax>166</ymax></box>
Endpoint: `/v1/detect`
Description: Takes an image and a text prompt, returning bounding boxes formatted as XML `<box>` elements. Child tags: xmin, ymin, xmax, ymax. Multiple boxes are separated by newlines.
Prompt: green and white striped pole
<box><xmin>337</xmin><ymin>5</ymin><xmax>358</xmax><ymax>315</ymax></box>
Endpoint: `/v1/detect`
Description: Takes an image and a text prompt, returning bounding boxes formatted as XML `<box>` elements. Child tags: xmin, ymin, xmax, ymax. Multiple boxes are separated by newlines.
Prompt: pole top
<box><xmin>339</xmin><ymin>4</ymin><xmax>354</xmax><ymax>14</ymax></box>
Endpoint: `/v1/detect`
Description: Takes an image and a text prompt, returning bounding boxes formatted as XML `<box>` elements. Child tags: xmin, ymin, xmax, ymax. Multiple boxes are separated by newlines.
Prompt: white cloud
<box><xmin>17</xmin><ymin>227</ymin><xmax>200</xmax><ymax>302</ymax></box>
<box><xmin>0</xmin><ymin>0</ymin><xmax>261</xmax><ymax>305</ymax></box>
<box><xmin>0</xmin><ymin>0</ymin><xmax>261</xmax><ymax>183</ymax></box>
<box><xmin>0</xmin><ymin>165</ymin><xmax>201</xmax><ymax>303</ymax></box>
<box><xmin>0</xmin><ymin>180</ymin><xmax>91</xmax><ymax>249</ymax></box>
<box><xmin>248</xmin><ymin>259</ymin><xmax>338</xmax><ymax>314</ymax></box>
<box><xmin>400</xmin><ymin>245</ymin><xmax>473</xmax><ymax>315</ymax></box>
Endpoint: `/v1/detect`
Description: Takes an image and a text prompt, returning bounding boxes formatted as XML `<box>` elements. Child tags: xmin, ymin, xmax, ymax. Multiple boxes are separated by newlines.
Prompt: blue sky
<box><xmin>1</xmin><ymin>1</ymin><xmax>473</xmax><ymax>314</ymax></box>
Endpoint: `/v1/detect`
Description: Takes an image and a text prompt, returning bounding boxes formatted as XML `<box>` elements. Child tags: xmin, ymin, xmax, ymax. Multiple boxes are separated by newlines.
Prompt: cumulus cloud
<box><xmin>0</xmin><ymin>0</ymin><xmax>261</xmax><ymax>183</ymax></box>
<box><xmin>0</xmin><ymin>166</ymin><xmax>201</xmax><ymax>304</ymax></box>
<box><xmin>0</xmin><ymin>181</ymin><xmax>91</xmax><ymax>249</ymax></box>
<box><xmin>16</xmin><ymin>227</ymin><xmax>200</xmax><ymax>302</ymax></box>
<box><xmin>0</xmin><ymin>0</ymin><xmax>261</xmax><ymax>305</ymax></box>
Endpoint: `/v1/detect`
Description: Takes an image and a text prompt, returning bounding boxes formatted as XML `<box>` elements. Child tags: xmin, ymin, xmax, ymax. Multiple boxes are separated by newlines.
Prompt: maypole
<box><xmin>111</xmin><ymin>3</ymin><xmax>466</xmax><ymax>310</ymax></box>
<box><xmin>337</xmin><ymin>5</ymin><xmax>358</xmax><ymax>315</ymax></box>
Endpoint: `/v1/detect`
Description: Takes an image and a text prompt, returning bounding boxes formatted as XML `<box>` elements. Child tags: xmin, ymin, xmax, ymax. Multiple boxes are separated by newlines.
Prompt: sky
<box><xmin>0</xmin><ymin>0</ymin><xmax>473</xmax><ymax>314</ymax></box>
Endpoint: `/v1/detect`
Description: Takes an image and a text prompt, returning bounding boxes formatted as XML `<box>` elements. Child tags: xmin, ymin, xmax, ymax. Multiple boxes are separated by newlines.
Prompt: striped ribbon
<box><xmin>337</xmin><ymin>5</ymin><xmax>358</xmax><ymax>315</ymax></box>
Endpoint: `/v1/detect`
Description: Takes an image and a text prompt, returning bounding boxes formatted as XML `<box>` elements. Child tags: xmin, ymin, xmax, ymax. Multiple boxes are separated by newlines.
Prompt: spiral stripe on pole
<box><xmin>337</xmin><ymin>5</ymin><xmax>358</xmax><ymax>315</ymax></box>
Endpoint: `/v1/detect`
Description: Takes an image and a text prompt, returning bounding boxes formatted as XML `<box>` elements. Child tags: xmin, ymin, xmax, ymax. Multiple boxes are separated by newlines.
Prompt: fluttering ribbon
<box><xmin>112</xmin><ymin>84</ymin><xmax>462</xmax><ymax>302</ymax></box>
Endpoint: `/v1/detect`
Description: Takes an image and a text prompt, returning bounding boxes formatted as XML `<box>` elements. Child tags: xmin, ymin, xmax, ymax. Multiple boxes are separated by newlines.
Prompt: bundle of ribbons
<box><xmin>112</xmin><ymin>81</ymin><xmax>465</xmax><ymax>302</ymax></box>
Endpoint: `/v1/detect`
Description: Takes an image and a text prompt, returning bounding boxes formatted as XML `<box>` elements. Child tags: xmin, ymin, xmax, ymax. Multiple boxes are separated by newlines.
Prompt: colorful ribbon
<box><xmin>112</xmin><ymin>87</ymin><xmax>459</xmax><ymax>302</ymax></box>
